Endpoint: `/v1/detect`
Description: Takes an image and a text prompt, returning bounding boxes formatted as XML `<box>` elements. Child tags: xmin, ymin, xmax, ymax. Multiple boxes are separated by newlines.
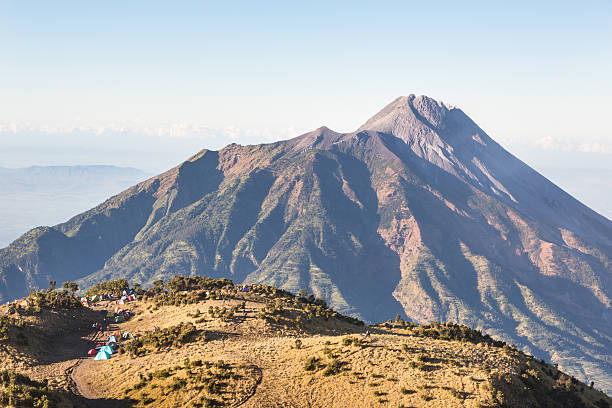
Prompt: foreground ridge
<box><xmin>0</xmin><ymin>276</ymin><xmax>610</xmax><ymax>407</ymax></box>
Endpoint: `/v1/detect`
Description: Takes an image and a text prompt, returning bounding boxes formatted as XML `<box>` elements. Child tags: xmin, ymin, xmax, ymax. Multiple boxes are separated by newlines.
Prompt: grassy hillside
<box><xmin>0</xmin><ymin>276</ymin><xmax>609</xmax><ymax>408</ymax></box>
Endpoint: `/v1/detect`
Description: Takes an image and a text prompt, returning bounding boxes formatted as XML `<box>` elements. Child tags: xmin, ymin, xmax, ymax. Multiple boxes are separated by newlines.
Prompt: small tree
<box><xmin>297</xmin><ymin>289</ymin><xmax>308</xmax><ymax>298</ymax></box>
<box><xmin>62</xmin><ymin>281</ymin><xmax>79</xmax><ymax>295</ymax></box>
<box><xmin>48</xmin><ymin>281</ymin><xmax>57</xmax><ymax>291</ymax></box>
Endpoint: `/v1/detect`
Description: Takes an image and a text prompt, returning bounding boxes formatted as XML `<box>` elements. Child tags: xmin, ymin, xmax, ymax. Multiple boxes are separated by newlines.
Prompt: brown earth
<box><xmin>62</xmin><ymin>294</ymin><xmax>611</xmax><ymax>408</ymax></box>
<box><xmin>1</xmin><ymin>285</ymin><xmax>610</xmax><ymax>408</ymax></box>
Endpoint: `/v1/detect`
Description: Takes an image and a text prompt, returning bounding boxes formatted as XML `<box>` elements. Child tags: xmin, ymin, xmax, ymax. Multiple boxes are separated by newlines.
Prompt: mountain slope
<box><xmin>0</xmin><ymin>95</ymin><xmax>610</xmax><ymax>392</ymax></box>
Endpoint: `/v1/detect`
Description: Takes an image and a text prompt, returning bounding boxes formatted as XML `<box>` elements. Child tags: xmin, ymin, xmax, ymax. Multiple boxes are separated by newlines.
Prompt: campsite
<box><xmin>0</xmin><ymin>277</ymin><xmax>610</xmax><ymax>407</ymax></box>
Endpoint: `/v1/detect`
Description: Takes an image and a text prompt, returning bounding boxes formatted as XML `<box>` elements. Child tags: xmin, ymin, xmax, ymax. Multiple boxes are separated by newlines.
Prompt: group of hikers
<box><xmin>91</xmin><ymin>320</ymin><xmax>108</xmax><ymax>332</ymax></box>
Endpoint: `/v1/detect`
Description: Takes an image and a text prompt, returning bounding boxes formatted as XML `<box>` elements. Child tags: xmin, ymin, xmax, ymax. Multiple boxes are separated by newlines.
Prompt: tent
<box><xmin>128</xmin><ymin>295</ymin><xmax>136</xmax><ymax>301</ymax></box>
<box><xmin>107</xmin><ymin>341</ymin><xmax>117</xmax><ymax>349</ymax></box>
<box><xmin>94</xmin><ymin>350</ymin><xmax>111</xmax><ymax>360</ymax></box>
<box><xmin>87</xmin><ymin>349</ymin><xmax>96</xmax><ymax>356</ymax></box>
<box><xmin>108</xmin><ymin>335</ymin><xmax>117</xmax><ymax>343</ymax></box>
<box><xmin>122</xmin><ymin>332</ymin><xmax>134</xmax><ymax>340</ymax></box>
<box><xmin>113</xmin><ymin>331</ymin><xmax>121</xmax><ymax>337</ymax></box>
<box><xmin>115</xmin><ymin>306</ymin><xmax>123</xmax><ymax>313</ymax></box>
<box><xmin>115</xmin><ymin>315</ymin><xmax>125</xmax><ymax>323</ymax></box>
<box><xmin>91</xmin><ymin>295</ymin><xmax>101</xmax><ymax>303</ymax></box>
<box><xmin>100</xmin><ymin>345</ymin><xmax>114</xmax><ymax>355</ymax></box>
<box><xmin>117</xmin><ymin>299</ymin><xmax>125</xmax><ymax>305</ymax></box>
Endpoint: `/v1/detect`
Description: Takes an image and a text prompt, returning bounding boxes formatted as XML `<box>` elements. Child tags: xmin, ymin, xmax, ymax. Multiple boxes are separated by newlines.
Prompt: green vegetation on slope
<box><xmin>0</xmin><ymin>124</ymin><xmax>610</xmax><ymax>393</ymax></box>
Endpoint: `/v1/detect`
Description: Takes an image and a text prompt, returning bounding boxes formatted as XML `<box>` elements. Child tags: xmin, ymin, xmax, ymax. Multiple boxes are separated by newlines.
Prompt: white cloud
<box><xmin>533</xmin><ymin>135</ymin><xmax>611</xmax><ymax>154</ymax></box>
<box><xmin>577</xmin><ymin>142</ymin><xmax>611</xmax><ymax>154</ymax></box>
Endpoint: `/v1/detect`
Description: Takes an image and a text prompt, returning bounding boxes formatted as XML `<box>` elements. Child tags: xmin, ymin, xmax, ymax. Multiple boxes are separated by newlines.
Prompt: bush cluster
<box><xmin>84</xmin><ymin>278</ymin><xmax>129</xmax><ymax>297</ymax></box>
<box><xmin>407</xmin><ymin>321</ymin><xmax>507</xmax><ymax>348</ymax></box>
<box><xmin>124</xmin><ymin>360</ymin><xmax>241</xmax><ymax>407</ymax></box>
<box><xmin>0</xmin><ymin>370</ymin><xmax>55</xmax><ymax>408</ymax></box>
<box><xmin>143</xmin><ymin>276</ymin><xmax>235</xmax><ymax>308</ymax></box>
<box><xmin>165</xmin><ymin>276</ymin><xmax>233</xmax><ymax>293</ymax></box>
<box><xmin>304</xmin><ymin>357</ymin><xmax>321</xmax><ymax>371</ymax></box>
<box><xmin>149</xmin><ymin>290</ymin><xmax>208</xmax><ymax>307</ymax></box>
<box><xmin>245</xmin><ymin>284</ymin><xmax>363</xmax><ymax>326</ymax></box>
<box><xmin>491</xmin><ymin>357</ymin><xmax>608</xmax><ymax>408</ymax></box>
<box><xmin>25</xmin><ymin>289</ymin><xmax>82</xmax><ymax>314</ymax></box>
<box><xmin>341</xmin><ymin>336</ymin><xmax>363</xmax><ymax>347</ymax></box>
<box><xmin>7</xmin><ymin>282</ymin><xmax>83</xmax><ymax>316</ymax></box>
<box><xmin>208</xmin><ymin>304</ymin><xmax>242</xmax><ymax>322</ymax></box>
<box><xmin>0</xmin><ymin>315</ymin><xmax>26</xmax><ymax>345</ymax></box>
<box><xmin>124</xmin><ymin>322</ymin><xmax>201</xmax><ymax>357</ymax></box>
<box><xmin>321</xmin><ymin>358</ymin><xmax>344</xmax><ymax>376</ymax></box>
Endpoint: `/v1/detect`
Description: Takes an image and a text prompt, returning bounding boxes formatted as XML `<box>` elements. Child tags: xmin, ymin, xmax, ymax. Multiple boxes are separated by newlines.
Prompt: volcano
<box><xmin>1</xmin><ymin>95</ymin><xmax>610</xmax><ymax>391</ymax></box>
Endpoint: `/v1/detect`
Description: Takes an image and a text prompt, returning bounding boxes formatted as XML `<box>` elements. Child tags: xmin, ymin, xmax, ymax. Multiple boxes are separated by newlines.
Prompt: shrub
<box><xmin>342</xmin><ymin>336</ymin><xmax>356</xmax><ymax>346</ymax></box>
<box><xmin>22</xmin><ymin>284</ymin><xmax>82</xmax><ymax>314</ymax></box>
<box><xmin>304</xmin><ymin>357</ymin><xmax>320</xmax><ymax>371</ymax></box>
<box><xmin>321</xmin><ymin>359</ymin><xmax>343</xmax><ymax>376</ymax></box>
<box><xmin>85</xmin><ymin>278</ymin><xmax>129</xmax><ymax>297</ymax></box>
<box><xmin>0</xmin><ymin>370</ymin><xmax>59</xmax><ymax>407</ymax></box>
<box><xmin>408</xmin><ymin>361</ymin><xmax>426</xmax><ymax>370</ymax></box>
<box><xmin>62</xmin><ymin>281</ymin><xmax>79</xmax><ymax>295</ymax></box>
<box><xmin>124</xmin><ymin>322</ymin><xmax>201</xmax><ymax>356</ymax></box>
<box><xmin>169</xmin><ymin>377</ymin><xmax>187</xmax><ymax>391</ymax></box>
<box><xmin>152</xmin><ymin>369</ymin><xmax>173</xmax><ymax>379</ymax></box>
<box><xmin>419</xmin><ymin>393</ymin><xmax>433</xmax><ymax>401</ymax></box>
<box><xmin>409</xmin><ymin>321</ymin><xmax>507</xmax><ymax>348</ymax></box>
<box><xmin>165</xmin><ymin>276</ymin><xmax>233</xmax><ymax>293</ymax></box>
<box><xmin>0</xmin><ymin>315</ymin><xmax>26</xmax><ymax>344</ymax></box>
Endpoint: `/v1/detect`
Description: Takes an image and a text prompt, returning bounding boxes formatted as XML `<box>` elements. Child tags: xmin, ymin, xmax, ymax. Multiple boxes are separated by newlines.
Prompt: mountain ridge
<box><xmin>0</xmin><ymin>165</ymin><xmax>152</xmax><ymax>247</ymax></box>
<box><xmin>1</xmin><ymin>95</ymin><xmax>610</xmax><ymax>392</ymax></box>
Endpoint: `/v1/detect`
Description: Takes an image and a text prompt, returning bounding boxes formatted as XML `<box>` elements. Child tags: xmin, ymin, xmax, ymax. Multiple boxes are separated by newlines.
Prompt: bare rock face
<box><xmin>1</xmin><ymin>95</ymin><xmax>611</xmax><ymax>392</ymax></box>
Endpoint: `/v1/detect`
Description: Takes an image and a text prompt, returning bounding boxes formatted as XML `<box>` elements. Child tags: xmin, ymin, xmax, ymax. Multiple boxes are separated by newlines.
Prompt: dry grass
<box><xmin>75</xmin><ymin>296</ymin><xmax>510</xmax><ymax>407</ymax></box>
<box><xmin>2</xmin><ymin>288</ymin><xmax>611</xmax><ymax>408</ymax></box>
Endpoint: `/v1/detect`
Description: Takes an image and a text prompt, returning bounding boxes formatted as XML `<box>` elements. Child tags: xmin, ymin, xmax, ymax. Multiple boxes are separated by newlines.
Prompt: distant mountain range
<box><xmin>0</xmin><ymin>96</ymin><xmax>610</xmax><ymax>392</ymax></box>
<box><xmin>0</xmin><ymin>165</ymin><xmax>150</xmax><ymax>247</ymax></box>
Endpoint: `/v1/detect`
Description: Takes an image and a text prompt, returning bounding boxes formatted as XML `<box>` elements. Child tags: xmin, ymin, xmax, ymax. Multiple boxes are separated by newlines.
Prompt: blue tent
<box><xmin>94</xmin><ymin>350</ymin><xmax>111</xmax><ymax>360</ymax></box>
<box><xmin>108</xmin><ymin>335</ymin><xmax>117</xmax><ymax>343</ymax></box>
<box><xmin>100</xmin><ymin>345</ymin><xmax>114</xmax><ymax>355</ymax></box>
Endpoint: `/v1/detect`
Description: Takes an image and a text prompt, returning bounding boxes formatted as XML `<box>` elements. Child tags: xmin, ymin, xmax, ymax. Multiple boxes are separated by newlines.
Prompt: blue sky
<box><xmin>0</xmin><ymin>1</ymin><xmax>611</xmax><ymax>215</ymax></box>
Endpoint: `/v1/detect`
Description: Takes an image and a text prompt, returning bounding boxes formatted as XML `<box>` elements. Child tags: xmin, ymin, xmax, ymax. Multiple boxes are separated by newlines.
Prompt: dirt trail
<box><xmin>65</xmin><ymin>307</ymin><xmax>127</xmax><ymax>407</ymax></box>
<box><xmin>67</xmin><ymin>329</ymin><xmax>101</xmax><ymax>397</ymax></box>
